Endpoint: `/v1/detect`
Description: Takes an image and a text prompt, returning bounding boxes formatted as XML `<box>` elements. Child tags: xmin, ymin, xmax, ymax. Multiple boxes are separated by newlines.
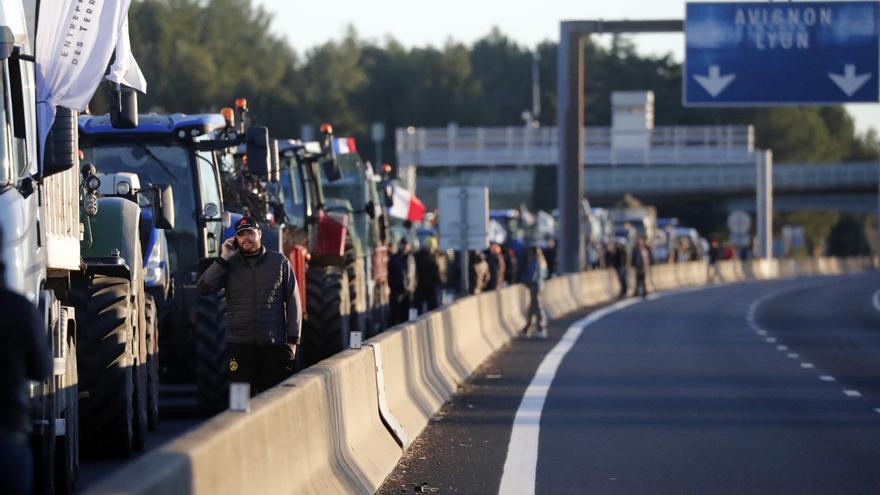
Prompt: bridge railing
<box><xmin>396</xmin><ymin>125</ymin><xmax>756</xmax><ymax>167</ymax></box>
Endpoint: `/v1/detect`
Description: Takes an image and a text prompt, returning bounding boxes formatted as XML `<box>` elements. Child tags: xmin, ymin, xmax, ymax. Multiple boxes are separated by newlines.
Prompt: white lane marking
<box><xmin>756</xmin><ymin>330</ymin><xmax>767</xmax><ymax>336</ymax></box>
<box><xmin>787</xmin><ymin>353</ymin><xmax>800</xmax><ymax>359</ymax></box>
<box><xmin>873</xmin><ymin>290</ymin><xmax>880</xmax><ymax>313</ymax></box>
<box><xmin>776</xmin><ymin>345</ymin><xmax>788</xmax><ymax>351</ymax></box>
<box><xmin>875</xmin><ymin>408</ymin><xmax>880</xmax><ymax>415</ymax></box>
<box><xmin>844</xmin><ymin>389</ymin><xmax>863</xmax><ymax>397</ymax></box>
<box><xmin>801</xmin><ymin>363</ymin><xmax>815</xmax><ymax>369</ymax></box>
<box><xmin>498</xmin><ymin>298</ymin><xmax>641</xmax><ymax>495</ymax></box>
<box><xmin>820</xmin><ymin>375</ymin><xmax>836</xmax><ymax>382</ymax></box>
<box><xmin>766</xmin><ymin>337</ymin><xmax>777</xmax><ymax>344</ymax></box>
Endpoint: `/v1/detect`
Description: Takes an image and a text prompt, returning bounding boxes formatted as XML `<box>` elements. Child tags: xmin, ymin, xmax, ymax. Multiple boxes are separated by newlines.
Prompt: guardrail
<box><xmin>86</xmin><ymin>257</ymin><xmax>875</xmax><ymax>495</ymax></box>
<box><xmin>396</xmin><ymin>125</ymin><xmax>756</xmax><ymax>167</ymax></box>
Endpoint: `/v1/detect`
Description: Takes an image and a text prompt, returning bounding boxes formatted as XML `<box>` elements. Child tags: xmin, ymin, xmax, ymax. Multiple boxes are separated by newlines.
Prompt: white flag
<box><xmin>105</xmin><ymin>16</ymin><xmax>146</xmax><ymax>93</ymax></box>
<box><xmin>35</xmin><ymin>0</ymin><xmax>136</xmax><ymax>168</ymax></box>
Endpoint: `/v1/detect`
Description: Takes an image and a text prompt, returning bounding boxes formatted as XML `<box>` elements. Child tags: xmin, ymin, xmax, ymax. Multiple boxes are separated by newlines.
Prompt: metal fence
<box><xmin>396</xmin><ymin>125</ymin><xmax>756</xmax><ymax>167</ymax></box>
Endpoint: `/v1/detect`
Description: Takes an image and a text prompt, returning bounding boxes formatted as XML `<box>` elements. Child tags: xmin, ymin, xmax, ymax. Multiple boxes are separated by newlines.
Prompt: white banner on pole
<box><xmin>105</xmin><ymin>15</ymin><xmax>146</xmax><ymax>92</ymax></box>
<box><xmin>35</xmin><ymin>0</ymin><xmax>140</xmax><ymax>167</ymax></box>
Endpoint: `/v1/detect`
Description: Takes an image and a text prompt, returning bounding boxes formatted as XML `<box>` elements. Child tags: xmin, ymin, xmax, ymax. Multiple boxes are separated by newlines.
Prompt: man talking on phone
<box><xmin>197</xmin><ymin>216</ymin><xmax>302</xmax><ymax>395</ymax></box>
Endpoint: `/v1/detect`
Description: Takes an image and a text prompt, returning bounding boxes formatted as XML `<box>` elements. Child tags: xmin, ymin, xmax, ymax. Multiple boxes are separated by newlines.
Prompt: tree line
<box><xmin>92</xmin><ymin>0</ymin><xmax>879</xmax><ymax>166</ymax></box>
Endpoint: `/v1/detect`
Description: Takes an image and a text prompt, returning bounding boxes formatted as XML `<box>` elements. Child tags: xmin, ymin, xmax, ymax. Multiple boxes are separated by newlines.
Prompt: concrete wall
<box><xmin>86</xmin><ymin>257</ymin><xmax>875</xmax><ymax>495</ymax></box>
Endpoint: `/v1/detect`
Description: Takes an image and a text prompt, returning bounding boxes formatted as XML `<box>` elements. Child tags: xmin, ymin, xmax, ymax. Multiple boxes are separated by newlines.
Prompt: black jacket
<box><xmin>0</xmin><ymin>289</ymin><xmax>51</xmax><ymax>433</ymax></box>
<box><xmin>197</xmin><ymin>247</ymin><xmax>302</xmax><ymax>346</ymax></box>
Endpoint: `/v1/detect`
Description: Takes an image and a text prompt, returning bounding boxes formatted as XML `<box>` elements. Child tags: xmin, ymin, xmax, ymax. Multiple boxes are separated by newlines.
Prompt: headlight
<box><xmin>83</xmin><ymin>194</ymin><xmax>98</xmax><ymax>216</ymax></box>
<box><xmin>144</xmin><ymin>237</ymin><xmax>164</xmax><ymax>286</ymax></box>
<box><xmin>116</xmin><ymin>181</ymin><xmax>132</xmax><ymax>196</ymax></box>
<box><xmin>85</xmin><ymin>175</ymin><xmax>101</xmax><ymax>191</ymax></box>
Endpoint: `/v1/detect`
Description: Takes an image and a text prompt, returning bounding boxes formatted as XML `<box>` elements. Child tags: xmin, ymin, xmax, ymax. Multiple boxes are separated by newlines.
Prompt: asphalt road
<box><xmin>378</xmin><ymin>272</ymin><xmax>880</xmax><ymax>495</ymax></box>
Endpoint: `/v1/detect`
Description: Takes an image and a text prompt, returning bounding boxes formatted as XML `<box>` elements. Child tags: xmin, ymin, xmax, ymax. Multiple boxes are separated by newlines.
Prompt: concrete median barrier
<box><xmin>86</xmin><ymin>346</ymin><xmax>401</xmax><ymax>495</ymax></box>
<box><xmin>90</xmin><ymin>257</ymin><xmax>872</xmax><ymax>495</ymax></box>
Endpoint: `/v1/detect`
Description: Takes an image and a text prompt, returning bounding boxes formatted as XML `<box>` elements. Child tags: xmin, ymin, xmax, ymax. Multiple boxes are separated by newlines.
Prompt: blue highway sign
<box><xmin>685</xmin><ymin>1</ymin><xmax>880</xmax><ymax>106</ymax></box>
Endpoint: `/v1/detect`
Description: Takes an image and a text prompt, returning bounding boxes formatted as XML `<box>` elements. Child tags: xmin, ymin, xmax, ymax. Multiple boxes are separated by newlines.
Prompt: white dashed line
<box><xmin>873</xmin><ymin>290</ymin><xmax>880</xmax><ymax>313</ymax></box>
<box><xmin>756</xmin><ymin>330</ymin><xmax>767</xmax><ymax>336</ymax></box>
<box><xmin>875</xmin><ymin>408</ymin><xmax>880</xmax><ymax>415</ymax></box>
<box><xmin>819</xmin><ymin>375</ymin><xmax>836</xmax><ymax>382</ymax></box>
<box><xmin>800</xmin><ymin>363</ymin><xmax>815</xmax><ymax>369</ymax></box>
<box><xmin>766</xmin><ymin>337</ymin><xmax>777</xmax><ymax>344</ymax></box>
<box><xmin>787</xmin><ymin>353</ymin><xmax>799</xmax><ymax>359</ymax></box>
<box><xmin>844</xmin><ymin>390</ymin><xmax>863</xmax><ymax>397</ymax></box>
<box><xmin>776</xmin><ymin>345</ymin><xmax>788</xmax><ymax>351</ymax></box>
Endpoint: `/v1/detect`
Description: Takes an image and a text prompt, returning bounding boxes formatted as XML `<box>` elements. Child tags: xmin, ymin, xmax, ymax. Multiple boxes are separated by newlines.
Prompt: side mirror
<box><xmin>109</xmin><ymin>83</ymin><xmax>138</xmax><ymax>129</ymax></box>
<box><xmin>321</xmin><ymin>156</ymin><xmax>342</xmax><ymax>182</ymax></box>
<box><xmin>42</xmin><ymin>106</ymin><xmax>78</xmax><ymax>179</ymax></box>
<box><xmin>152</xmin><ymin>184</ymin><xmax>175</xmax><ymax>229</ymax></box>
<box><xmin>268</xmin><ymin>139</ymin><xmax>280</xmax><ymax>183</ymax></box>
<box><xmin>245</xmin><ymin>126</ymin><xmax>270</xmax><ymax>176</ymax></box>
<box><xmin>0</xmin><ymin>26</ymin><xmax>14</xmax><ymax>60</ymax></box>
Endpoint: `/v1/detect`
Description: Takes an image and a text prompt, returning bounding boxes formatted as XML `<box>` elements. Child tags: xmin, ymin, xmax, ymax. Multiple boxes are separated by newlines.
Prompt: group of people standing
<box><xmin>604</xmin><ymin>237</ymin><xmax>654</xmax><ymax>299</ymax></box>
<box><xmin>387</xmin><ymin>237</ymin><xmax>552</xmax><ymax>336</ymax></box>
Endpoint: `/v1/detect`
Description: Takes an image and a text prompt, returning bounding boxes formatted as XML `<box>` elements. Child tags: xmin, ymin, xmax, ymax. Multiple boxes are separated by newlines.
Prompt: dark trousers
<box><xmin>635</xmin><ymin>270</ymin><xmax>648</xmax><ymax>297</ymax></box>
<box><xmin>414</xmin><ymin>288</ymin><xmax>439</xmax><ymax>314</ymax></box>
<box><xmin>390</xmin><ymin>293</ymin><xmax>411</xmax><ymax>325</ymax></box>
<box><xmin>0</xmin><ymin>435</ymin><xmax>31</xmax><ymax>495</ymax></box>
<box><xmin>616</xmin><ymin>268</ymin><xmax>628</xmax><ymax>297</ymax></box>
<box><xmin>227</xmin><ymin>343</ymin><xmax>296</xmax><ymax>395</ymax></box>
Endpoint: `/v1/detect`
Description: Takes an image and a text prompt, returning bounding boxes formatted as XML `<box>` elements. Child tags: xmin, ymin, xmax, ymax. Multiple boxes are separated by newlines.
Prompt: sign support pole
<box><xmin>459</xmin><ymin>188</ymin><xmax>470</xmax><ymax>296</ymax></box>
<box><xmin>557</xmin><ymin>20</ymin><xmax>683</xmax><ymax>274</ymax></box>
<box><xmin>756</xmin><ymin>150</ymin><xmax>773</xmax><ymax>259</ymax></box>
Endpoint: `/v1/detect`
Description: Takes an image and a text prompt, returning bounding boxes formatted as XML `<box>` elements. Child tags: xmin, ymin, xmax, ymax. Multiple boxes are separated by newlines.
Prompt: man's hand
<box><xmin>221</xmin><ymin>237</ymin><xmax>238</xmax><ymax>260</ymax></box>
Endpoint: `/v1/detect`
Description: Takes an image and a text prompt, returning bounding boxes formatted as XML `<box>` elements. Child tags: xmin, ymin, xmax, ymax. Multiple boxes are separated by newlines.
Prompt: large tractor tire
<box><xmin>73</xmin><ymin>275</ymin><xmax>135</xmax><ymax>458</ymax></box>
<box><xmin>132</xmin><ymin>258</ymin><xmax>149</xmax><ymax>451</ymax></box>
<box><xmin>195</xmin><ymin>291</ymin><xmax>228</xmax><ymax>416</ymax></box>
<box><xmin>301</xmin><ymin>266</ymin><xmax>350</xmax><ymax>368</ymax></box>
<box><xmin>344</xmin><ymin>242</ymin><xmax>367</xmax><ymax>336</ymax></box>
<box><xmin>144</xmin><ymin>293</ymin><xmax>160</xmax><ymax>429</ymax></box>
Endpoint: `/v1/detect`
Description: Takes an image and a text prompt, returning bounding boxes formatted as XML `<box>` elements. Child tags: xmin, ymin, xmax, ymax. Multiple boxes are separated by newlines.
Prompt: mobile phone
<box><xmin>232</xmin><ymin>239</ymin><xmax>239</xmax><ymax>250</ymax></box>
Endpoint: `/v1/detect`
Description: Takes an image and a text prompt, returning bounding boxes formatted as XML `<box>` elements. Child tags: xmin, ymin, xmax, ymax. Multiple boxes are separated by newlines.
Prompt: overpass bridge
<box><xmin>395</xmin><ymin>125</ymin><xmax>879</xmax><ymax>214</ymax></box>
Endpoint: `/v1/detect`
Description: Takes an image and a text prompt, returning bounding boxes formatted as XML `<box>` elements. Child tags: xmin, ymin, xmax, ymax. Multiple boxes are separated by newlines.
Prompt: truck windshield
<box><xmin>79</xmin><ymin>139</ymin><xmax>199</xmax><ymax>271</ymax></box>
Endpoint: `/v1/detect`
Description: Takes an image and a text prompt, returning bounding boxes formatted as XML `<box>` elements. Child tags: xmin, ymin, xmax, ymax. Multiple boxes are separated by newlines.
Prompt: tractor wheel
<box><xmin>132</xmin><ymin>255</ymin><xmax>149</xmax><ymax>451</ymax></box>
<box><xmin>301</xmin><ymin>266</ymin><xmax>350</xmax><ymax>368</ymax></box>
<box><xmin>344</xmin><ymin>242</ymin><xmax>367</xmax><ymax>337</ymax></box>
<box><xmin>195</xmin><ymin>291</ymin><xmax>228</xmax><ymax>416</ymax></box>
<box><xmin>144</xmin><ymin>293</ymin><xmax>160</xmax><ymax>429</ymax></box>
<box><xmin>73</xmin><ymin>274</ymin><xmax>135</xmax><ymax>458</ymax></box>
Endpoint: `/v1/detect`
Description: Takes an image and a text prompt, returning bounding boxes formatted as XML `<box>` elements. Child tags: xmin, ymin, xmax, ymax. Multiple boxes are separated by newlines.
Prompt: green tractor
<box><xmin>275</xmin><ymin>129</ymin><xmax>392</xmax><ymax>367</ymax></box>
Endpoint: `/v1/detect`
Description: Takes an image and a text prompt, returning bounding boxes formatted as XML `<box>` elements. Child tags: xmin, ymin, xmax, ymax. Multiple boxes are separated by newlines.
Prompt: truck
<box><xmin>78</xmin><ymin>111</ymin><xmax>272</xmax><ymax>415</ymax></box>
<box><xmin>0</xmin><ymin>0</ymin><xmax>163</xmax><ymax>490</ymax></box>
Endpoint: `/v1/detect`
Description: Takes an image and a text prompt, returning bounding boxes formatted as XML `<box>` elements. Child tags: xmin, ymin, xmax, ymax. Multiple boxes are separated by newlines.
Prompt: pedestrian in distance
<box><xmin>0</xmin><ymin>227</ymin><xmax>52</xmax><ymax>495</ymax></box>
<box><xmin>197</xmin><ymin>216</ymin><xmax>302</xmax><ymax>396</ymax></box>
<box><xmin>414</xmin><ymin>236</ymin><xmax>442</xmax><ymax>314</ymax></box>
<box><xmin>605</xmin><ymin>241</ymin><xmax>628</xmax><ymax>298</ymax></box>
<box><xmin>707</xmin><ymin>239</ymin><xmax>722</xmax><ymax>283</ymax></box>
<box><xmin>468</xmin><ymin>250</ymin><xmax>490</xmax><ymax>295</ymax></box>
<box><xmin>388</xmin><ymin>238</ymin><xmax>417</xmax><ymax>324</ymax></box>
<box><xmin>632</xmin><ymin>237</ymin><xmax>653</xmax><ymax>298</ymax></box>
<box><xmin>523</xmin><ymin>246</ymin><xmax>549</xmax><ymax>338</ymax></box>
<box><xmin>485</xmin><ymin>242</ymin><xmax>507</xmax><ymax>291</ymax></box>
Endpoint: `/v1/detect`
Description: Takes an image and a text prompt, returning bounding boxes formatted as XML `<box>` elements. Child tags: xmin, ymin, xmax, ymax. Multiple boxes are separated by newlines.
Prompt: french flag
<box><xmin>388</xmin><ymin>184</ymin><xmax>426</xmax><ymax>222</ymax></box>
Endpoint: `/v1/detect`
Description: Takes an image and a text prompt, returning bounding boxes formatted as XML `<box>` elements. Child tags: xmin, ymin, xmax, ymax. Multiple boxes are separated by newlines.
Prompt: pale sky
<box><xmin>256</xmin><ymin>0</ymin><xmax>880</xmax><ymax>135</ymax></box>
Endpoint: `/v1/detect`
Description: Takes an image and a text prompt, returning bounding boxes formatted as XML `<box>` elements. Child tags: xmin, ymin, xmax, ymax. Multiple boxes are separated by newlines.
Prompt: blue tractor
<box><xmin>78</xmin><ymin>112</ymin><xmax>273</xmax><ymax>414</ymax></box>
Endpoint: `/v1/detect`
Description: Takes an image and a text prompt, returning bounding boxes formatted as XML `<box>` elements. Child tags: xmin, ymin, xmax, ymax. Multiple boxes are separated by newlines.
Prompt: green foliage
<box><xmin>105</xmin><ymin>2</ymin><xmax>877</xmax><ymax>165</ymax></box>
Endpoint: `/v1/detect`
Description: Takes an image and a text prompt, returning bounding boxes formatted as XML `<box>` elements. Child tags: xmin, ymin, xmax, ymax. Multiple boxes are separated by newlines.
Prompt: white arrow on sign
<box><xmin>828</xmin><ymin>64</ymin><xmax>872</xmax><ymax>97</ymax></box>
<box><xmin>693</xmin><ymin>65</ymin><xmax>736</xmax><ymax>97</ymax></box>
